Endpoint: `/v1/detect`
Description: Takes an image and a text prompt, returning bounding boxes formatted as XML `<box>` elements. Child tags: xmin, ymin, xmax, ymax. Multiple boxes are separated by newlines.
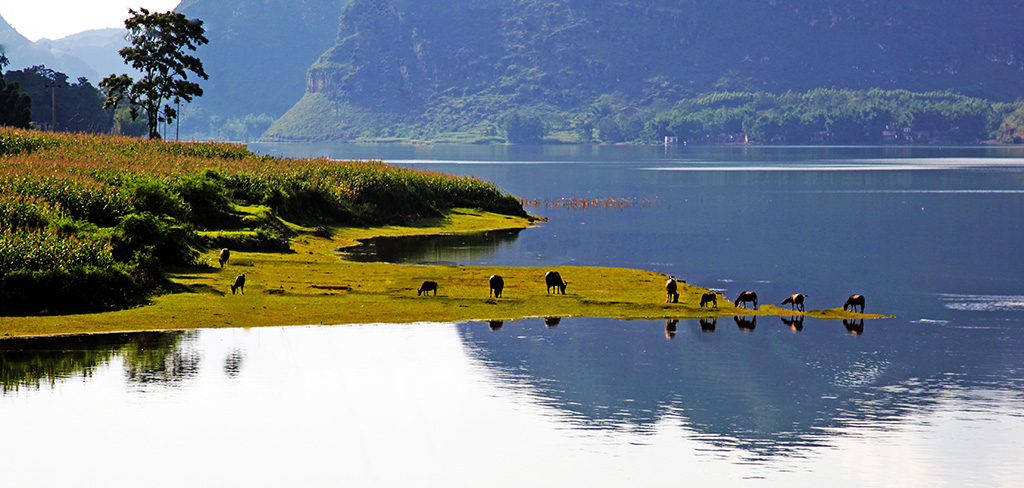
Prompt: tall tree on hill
<box><xmin>100</xmin><ymin>8</ymin><xmax>209</xmax><ymax>139</ymax></box>
<box><xmin>0</xmin><ymin>54</ymin><xmax>32</xmax><ymax>129</ymax></box>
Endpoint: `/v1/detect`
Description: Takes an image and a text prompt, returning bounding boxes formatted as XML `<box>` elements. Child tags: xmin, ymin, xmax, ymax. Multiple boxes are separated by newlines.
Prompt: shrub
<box><xmin>111</xmin><ymin>212</ymin><xmax>197</xmax><ymax>266</ymax></box>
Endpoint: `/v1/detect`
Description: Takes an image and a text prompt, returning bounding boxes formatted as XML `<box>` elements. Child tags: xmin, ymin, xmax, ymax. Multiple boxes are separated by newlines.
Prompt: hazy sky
<box><xmin>1</xmin><ymin>1</ymin><xmax>181</xmax><ymax>42</ymax></box>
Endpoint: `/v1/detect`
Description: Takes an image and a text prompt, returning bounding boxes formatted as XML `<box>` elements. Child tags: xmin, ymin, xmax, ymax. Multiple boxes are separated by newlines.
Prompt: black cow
<box><xmin>843</xmin><ymin>294</ymin><xmax>866</xmax><ymax>313</ymax></box>
<box><xmin>218</xmin><ymin>248</ymin><xmax>230</xmax><ymax>268</ymax></box>
<box><xmin>665</xmin><ymin>278</ymin><xmax>679</xmax><ymax>303</ymax></box>
<box><xmin>418</xmin><ymin>281</ymin><xmax>438</xmax><ymax>296</ymax></box>
<box><xmin>733</xmin><ymin>291</ymin><xmax>758</xmax><ymax>309</ymax></box>
<box><xmin>781</xmin><ymin>293</ymin><xmax>806</xmax><ymax>312</ymax></box>
<box><xmin>231</xmin><ymin>274</ymin><xmax>245</xmax><ymax>294</ymax></box>
<box><xmin>545</xmin><ymin>271</ymin><xmax>568</xmax><ymax>294</ymax></box>
<box><xmin>489</xmin><ymin>275</ymin><xmax>505</xmax><ymax>298</ymax></box>
<box><xmin>700</xmin><ymin>292</ymin><xmax>717</xmax><ymax>308</ymax></box>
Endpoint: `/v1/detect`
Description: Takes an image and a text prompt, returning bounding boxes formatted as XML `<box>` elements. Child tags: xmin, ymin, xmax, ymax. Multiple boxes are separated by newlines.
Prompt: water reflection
<box><xmin>734</xmin><ymin>315</ymin><xmax>757</xmax><ymax>331</ymax></box>
<box><xmin>699</xmin><ymin>317</ymin><xmax>717</xmax><ymax>332</ymax></box>
<box><xmin>340</xmin><ymin>228</ymin><xmax>524</xmax><ymax>265</ymax></box>
<box><xmin>0</xmin><ymin>330</ymin><xmax>199</xmax><ymax>392</ymax></box>
<box><xmin>844</xmin><ymin>318</ymin><xmax>865</xmax><ymax>335</ymax></box>
<box><xmin>457</xmin><ymin>315</ymin><xmax>1023</xmax><ymax>461</ymax></box>
<box><xmin>781</xmin><ymin>315</ymin><xmax>804</xmax><ymax>331</ymax></box>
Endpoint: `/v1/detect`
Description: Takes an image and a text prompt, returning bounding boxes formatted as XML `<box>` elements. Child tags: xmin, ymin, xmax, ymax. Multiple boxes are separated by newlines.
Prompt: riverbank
<box><xmin>0</xmin><ymin>208</ymin><xmax>886</xmax><ymax>338</ymax></box>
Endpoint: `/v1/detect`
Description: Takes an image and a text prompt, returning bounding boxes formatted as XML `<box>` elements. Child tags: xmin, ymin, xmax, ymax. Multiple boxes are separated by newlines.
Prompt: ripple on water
<box><xmin>940</xmin><ymin>294</ymin><xmax>1024</xmax><ymax>312</ymax></box>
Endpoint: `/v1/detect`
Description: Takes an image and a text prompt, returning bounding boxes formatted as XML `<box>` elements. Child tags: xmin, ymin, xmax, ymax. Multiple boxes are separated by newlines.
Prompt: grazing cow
<box><xmin>418</xmin><ymin>280</ymin><xmax>438</xmax><ymax>296</ymax></box>
<box><xmin>231</xmin><ymin>274</ymin><xmax>245</xmax><ymax>294</ymax></box>
<box><xmin>734</xmin><ymin>315</ymin><xmax>757</xmax><ymax>330</ymax></box>
<box><xmin>843</xmin><ymin>294</ymin><xmax>865</xmax><ymax>313</ymax></box>
<box><xmin>218</xmin><ymin>248</ymin><xmax>230</xmax><ymax>268</ymax></box>
<box><xmin>733</xmin><ymin>291</ymin><xmax>758</xmax><ymax>309</ymax></box>
<box><xmin>489</xmin><ymin>275</ymin><xmax>505</xmax><ymax>298</ymax></box>
<box><xmin>700</xmin><ymin>292</ymin><xmax>718</xmax><ymax>308</ymax></box>
<box><xmin>545</xmin><ymin>271</ymin><xmax>568</xmax><ymax>294</ymax></box>
<box><xmin>781</xmin><ymin>293</ymin><xmax>806</xmax><ymax>312</ymax></box>
<box><xmin>665</xmin><ymin>278</ymin><xmax>679</xmax><ymax>303</ymax></box>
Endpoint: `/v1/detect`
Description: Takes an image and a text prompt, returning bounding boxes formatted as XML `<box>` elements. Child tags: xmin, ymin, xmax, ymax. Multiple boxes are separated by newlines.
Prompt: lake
<box><xmin>3</xmin><ymin>144</ymin><xmax>1024</xmax><ymax>486</ymax></box>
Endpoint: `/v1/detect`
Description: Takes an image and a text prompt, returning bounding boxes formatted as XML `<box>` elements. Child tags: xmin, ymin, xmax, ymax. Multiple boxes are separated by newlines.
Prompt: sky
<box><xmin>0</xmin><ymin>0</ymin><xmax>180</xmax><ymax>42</ymax></box>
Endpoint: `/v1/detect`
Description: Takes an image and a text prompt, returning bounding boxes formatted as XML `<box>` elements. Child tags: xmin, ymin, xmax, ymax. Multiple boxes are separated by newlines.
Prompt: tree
<box><xmin>500</xmin><ymin>111</ymin><xmax>546</xmax><ymax>143</ymax></box>
<box><xmin>6</xmin><ymin>66</ymin><xmax>113</xmax><ymax>133</ymax></box>
<box><xmin>101</xmin><ymin>8</ymin><xmax>208</xmax><ymax>139</ymax></box>
<box><xmin>0</xmin><ymin>54</ymin><xmax>32</xmax><ymax>129</ymax></box>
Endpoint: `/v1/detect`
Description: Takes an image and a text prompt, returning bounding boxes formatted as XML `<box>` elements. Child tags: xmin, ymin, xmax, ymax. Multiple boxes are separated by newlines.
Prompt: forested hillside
<box><xmin>174</xmin><ymin>0</ymin><xmax>345</xmax><ymax>139</ymax></box>
<box><xmin>264</xmin><ymin>0</ymin><xmax>1024</xmax><ymax>143</ymax></box>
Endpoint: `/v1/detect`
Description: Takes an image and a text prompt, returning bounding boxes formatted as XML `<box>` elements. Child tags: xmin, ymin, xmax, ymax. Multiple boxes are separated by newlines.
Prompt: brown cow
<box><xmin>781</xmin><ymin>293</ymin><xmax>806</xmax><ymax>312</ymax></box>
<box><xmin>733</xmin><ymin>291</ymin><xmax>758</xmax><ymax>309</ymax></box>
<box><xmin>545</xmin><ymin>271</ymin><xmax>568</xmax><ymax>294</ymax></box>
<box><xmin>843</xmin><ymin>294</ymin><xmax>865</xmax><ymax>313</ymax></box>
<box><xmin>489</xmin><ymin>275</ymin><xmax>505</xmax><ymax>298</ymax></box>
<box><xmin>418</xmin><ymin>281</ymin><xmax>438</xmax><ymax>296</ymax></box>
<box><xmin>231</xmin><ymin>274</ymin><xmax>245</xmax><ymax>294</ymax></box>
<box><xmin>665</xmin><ymin>278</ymin><xmax>679</xmax><ymax>303</ymax></box>
<box><xmin>218</xmin><ymin>248</ymin><xmax>230</xmax><ymax>268</ymax></box>
<box><xmin>700</xmin><ymin>292</ymin><xmax>717</xmax><ymax>308</ymax></box>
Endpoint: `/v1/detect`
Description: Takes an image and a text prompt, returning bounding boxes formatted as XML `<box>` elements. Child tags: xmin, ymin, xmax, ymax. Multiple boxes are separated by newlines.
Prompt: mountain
<box><xmin>264</xmin><ymin>0</ymin><xmax>1024</xmax><ymax>142</ymax></box>
<box><xmin>0</xmin><ymin>15</ymin><xmax>101</xmax><ymax>82</ymax></box>
<box><xmin>175</xmin><ymin>0</ymin><xmax>345</xmax><ymax>136</ymax></box>
<box><xmin>35</xmin><ymin>29</ymin><xmax>137</xmax><ymax>81</ymax></box>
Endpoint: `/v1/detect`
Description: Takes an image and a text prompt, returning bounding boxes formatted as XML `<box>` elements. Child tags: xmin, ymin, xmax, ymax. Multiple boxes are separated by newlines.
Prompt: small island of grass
<box><xmin>0</xmin><ymin>129</ymin><xmax>885</xmax><ymax>338</ymax></box>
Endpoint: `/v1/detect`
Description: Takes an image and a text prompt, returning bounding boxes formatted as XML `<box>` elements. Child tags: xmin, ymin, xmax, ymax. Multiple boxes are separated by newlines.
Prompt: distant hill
<box><xmin>0</xmin><ymin>15</ymin><xmax>103</xmax><ymax>82</ymax></box>
<box><xmin>175</xmin><ymin>0</ymin><xmax>345</xmax><ymax>137</ymax></box>
<box><xmin>264</xmin><ymin>0</ymin><xmax>1024</xmax><ymax>142</ymax></box>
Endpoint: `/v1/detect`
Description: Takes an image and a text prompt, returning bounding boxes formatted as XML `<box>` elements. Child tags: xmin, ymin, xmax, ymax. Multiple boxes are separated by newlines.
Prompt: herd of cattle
<box><xmin>664</xmin><ymin>277</ymin><xmax>865</xmax><ymax>313</ymax></box>
<box><xmin>417</xmin><ymin>272</ymin><xmax>865</xmax><ymax>313</ymax></box>
<box><xmin>218</xmin><ymin>247</ymin><xmax>865</xmax><ymax>312</ymax></box>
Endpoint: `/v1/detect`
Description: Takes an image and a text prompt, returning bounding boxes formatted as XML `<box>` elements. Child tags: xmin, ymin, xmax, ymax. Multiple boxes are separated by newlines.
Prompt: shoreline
<box><xmin>0</xmin><ymin>209</ymin><xmax>887</xmax><ymax>339</ymax></box>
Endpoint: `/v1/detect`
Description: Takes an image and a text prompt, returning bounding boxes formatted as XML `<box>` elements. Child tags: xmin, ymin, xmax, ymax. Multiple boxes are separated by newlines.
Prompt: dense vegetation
<box><xmin>265</xmin><ymin>0</ymin><xmax>1024</xmax><ymax>143</ymax></box>
<box><xmin>0</xmin><ymin>55</ymin><xmax>32</xmax><ymax>129</ymax></box>
<box><xmin>587</xmin><ymin>89</ymin><xmax>1024</xmax><ymax>145</ymax></box>
<box><xmin>0</xmin><ymin>128</ymin><xmax>525</xmax><ymax>316</ymax></box>
<box><xmin>4</xmin><ymin>65</ymin><xmax>115</xmax><ymax>134</ymax></box>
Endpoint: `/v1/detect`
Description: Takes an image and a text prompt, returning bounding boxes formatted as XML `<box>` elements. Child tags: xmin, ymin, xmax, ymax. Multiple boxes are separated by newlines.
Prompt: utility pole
<box><xmin>44</xmin><ymin>80</ymin><xmax>63</xmax><ymax>131</ymax></box>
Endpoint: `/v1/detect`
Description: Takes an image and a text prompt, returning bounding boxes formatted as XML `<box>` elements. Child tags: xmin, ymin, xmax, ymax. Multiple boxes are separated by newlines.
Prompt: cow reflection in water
<box><xmin>734</xmin><ymin>315</ymin><xmax>757</xmax><ymax>331</ymax></box>
<box><xmin>544</xmin><ymin>317</ymin><xmax>561</xmax><ymax>327</ymax></box>
<box><xmin>699</xmin><ymin>317</ymin><xmax>717</xmax><ymax>332</ymax></box>
<box><xmin>488</xmin><ymin>320</ymin><xmax>504</xmax><ymax>330</ymax></box>
<box><xmin>665</xmin><ymin>319</ymin><xmax>678</xmax><ymax>339</ymax></box>
<box><xmin>844</xmin><ymin>318</ymin><xmax>865</xmax><ymax>335</ymax></box>
<box><xmin>781</xmin><ymin>315</ymin><xmax>804</xmax><ymax>331</ymax></box>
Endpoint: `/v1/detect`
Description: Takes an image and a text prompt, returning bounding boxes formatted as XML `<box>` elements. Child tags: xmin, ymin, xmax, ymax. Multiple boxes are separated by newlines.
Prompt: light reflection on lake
<box><xmin>5</xmin><ymin>144</ymin><xmax>1024</xmax><ymax>486</ymax></box>
<box><xmin>2</xmin><ymin>322</ymin><xmax>1022</xmax><ymax>487</ymax></box>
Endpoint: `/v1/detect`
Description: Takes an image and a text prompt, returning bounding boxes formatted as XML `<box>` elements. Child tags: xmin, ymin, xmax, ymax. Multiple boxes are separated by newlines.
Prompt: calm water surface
<box><xmin>3</xmin><ymin>145</ymin><xmax>1024</xmax><ymax>486</ymax></box>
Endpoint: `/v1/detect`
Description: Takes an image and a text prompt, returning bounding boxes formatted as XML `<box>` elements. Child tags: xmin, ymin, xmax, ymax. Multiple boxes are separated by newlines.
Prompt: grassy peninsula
<box><xmin>0</xmin><ymin>129</ymin><xmax>882</xmax><ymax>337</ymax></box>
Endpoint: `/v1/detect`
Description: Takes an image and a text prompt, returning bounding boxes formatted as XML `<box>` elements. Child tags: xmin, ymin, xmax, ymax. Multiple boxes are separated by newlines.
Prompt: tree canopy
<box><xmin>0</xmin><ymin>54</ymin><xmax>32</xmax><ymax>129</ymax></box>
<box><xmin>101</xmin><ymin>8</ymin><xmax>209</xmax><ymax>139</ymax></box>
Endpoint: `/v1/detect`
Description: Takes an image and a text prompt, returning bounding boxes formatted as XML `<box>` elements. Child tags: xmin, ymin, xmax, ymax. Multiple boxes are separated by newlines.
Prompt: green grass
<box><xmin>0</xmin><ymin>208</ymin><xmax>888</xmax><ymax>338</ymax></box>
